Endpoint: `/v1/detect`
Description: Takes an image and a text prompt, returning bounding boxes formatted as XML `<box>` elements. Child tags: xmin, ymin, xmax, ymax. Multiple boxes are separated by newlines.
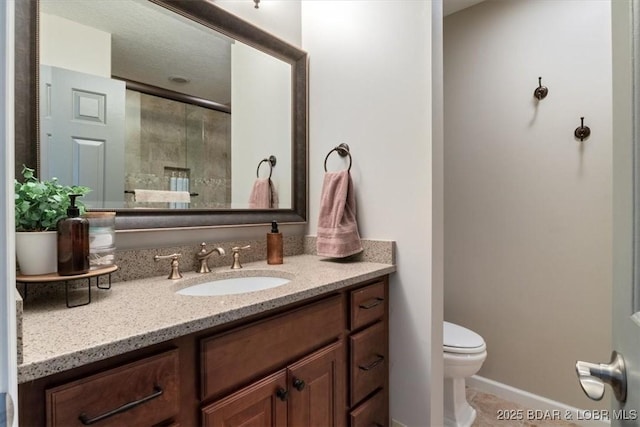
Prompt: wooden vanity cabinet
<box><xmin>200</xmin><ymin>295</ymin><xmax>346</xmax><ymax>426</ymax></box>
<box><xmin>18</xmin><ymin>276</ymin><xmax>389</xmax><ymax>427</ymax></box>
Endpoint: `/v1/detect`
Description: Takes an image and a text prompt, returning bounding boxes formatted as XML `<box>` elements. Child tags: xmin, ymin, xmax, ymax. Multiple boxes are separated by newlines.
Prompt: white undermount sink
<box><xmin>176</xmin><ymin>275</ymin><xmax>291</xmax><ymax>296</ymax></box>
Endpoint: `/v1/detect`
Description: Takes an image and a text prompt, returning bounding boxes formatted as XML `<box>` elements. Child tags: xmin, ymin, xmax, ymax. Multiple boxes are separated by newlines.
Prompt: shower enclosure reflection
<box><xmin>124</xmin><ymin>90</ymin><xmax>231</xmax><ymax>209</ymax></box>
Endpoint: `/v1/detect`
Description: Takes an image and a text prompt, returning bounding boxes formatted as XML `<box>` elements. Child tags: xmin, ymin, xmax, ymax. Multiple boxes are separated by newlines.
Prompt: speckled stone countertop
<box><xmin>18</xmin><ymin>254</ymin><xmax>395</xmax><ymax>384</ymax></box>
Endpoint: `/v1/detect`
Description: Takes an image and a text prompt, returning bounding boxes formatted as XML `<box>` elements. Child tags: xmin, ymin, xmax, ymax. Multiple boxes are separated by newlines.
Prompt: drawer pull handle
<box><xmin>293</xmin><ymin>378</ymin><xmax>306</xmax><ymax>391</ymax></box>
<box><xmin>359</xmin><ymin>354</ymin><xmax>385</xmax><ymax>371</ymax></box>
<box><xmin>276</xmin><ymin>388</ymin><xmax>288</xmax><ymax>401</ymax></box>
<box><xmin>359</xmin><ymin>298</ymin><xmax>384</xmax><ymax>310</ymax></box>
<box><xmin>78</xmin><ymin>385</ymin><xmax>163</xmax><ymax>425</ymax></box>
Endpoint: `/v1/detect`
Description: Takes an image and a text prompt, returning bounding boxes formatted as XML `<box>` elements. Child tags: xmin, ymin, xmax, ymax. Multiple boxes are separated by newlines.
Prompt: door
<box><xmin>201</xmin><ymin>370</ymin><xmax>288</xmax><ymax>427</ymax></box>
<box><xmin>575</xmin><ymin>1</ymin><xmax>640</xmax><ymax>423</ymax></box>
<box><xmin>287</xmin><ymin>341</ymin><xmax>345</xmax><ymax>427</ymax></box>
<box><xmin>611</xmin><ymin>0</ymin><xmax>640</xmax><ymax>420</ymax></box>
<box><xmin>39</xmin><ymin>65</ymin><xmax>125</xmax><ymax>209</ymax></box>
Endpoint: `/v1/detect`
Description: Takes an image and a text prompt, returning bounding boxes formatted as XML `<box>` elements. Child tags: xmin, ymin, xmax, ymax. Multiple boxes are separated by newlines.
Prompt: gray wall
<box><xmin>444</xmin><ymin>0</ymin><xmax>612</xmax><ymax>409</ymax></box>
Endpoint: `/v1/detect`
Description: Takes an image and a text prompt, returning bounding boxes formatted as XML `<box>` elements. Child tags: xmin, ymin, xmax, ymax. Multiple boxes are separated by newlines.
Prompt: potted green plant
<box><xmin>15</xmin><ymin>166</ymin><xmax>90</xmax><ymax>275</ymax></box>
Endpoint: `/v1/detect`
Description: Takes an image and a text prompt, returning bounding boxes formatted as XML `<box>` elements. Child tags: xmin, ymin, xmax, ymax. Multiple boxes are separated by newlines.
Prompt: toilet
<box><xmin>443</xmin><ymin>321</ymin><xmax>487</xmax><ymax>427</ymax></box>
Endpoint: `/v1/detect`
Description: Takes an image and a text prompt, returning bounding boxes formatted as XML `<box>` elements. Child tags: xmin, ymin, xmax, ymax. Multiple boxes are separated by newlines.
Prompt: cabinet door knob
<box><xmin>293</xmin><ymin>378</ymin><xmax>306</xmax><ymax>391</ymax></box>
<box><xmin>276</xmin><ymin>388</ymin><xmax>288</xmax><ymax>401</ymax></box>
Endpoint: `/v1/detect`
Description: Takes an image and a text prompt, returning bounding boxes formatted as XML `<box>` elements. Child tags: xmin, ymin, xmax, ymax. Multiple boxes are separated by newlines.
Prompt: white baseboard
<box><xmin>467</xmin><ymin>376</ymin><xmax>610</xmax><ymax>427</ymax></box>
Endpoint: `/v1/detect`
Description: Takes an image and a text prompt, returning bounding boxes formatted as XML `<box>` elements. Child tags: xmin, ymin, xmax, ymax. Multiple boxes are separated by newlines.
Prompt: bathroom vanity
<box><xmin>17</xmin><ymin>255</ymin><xmax>394</xmax><ymax>426</ymax></box>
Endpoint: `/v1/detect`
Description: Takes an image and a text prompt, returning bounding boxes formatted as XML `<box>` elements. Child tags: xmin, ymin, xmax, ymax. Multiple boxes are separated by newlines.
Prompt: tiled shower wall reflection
<box><xmin>124</xmin><ymin>90</ymin><xmax>231</xmax><ymax>208</ymax></box>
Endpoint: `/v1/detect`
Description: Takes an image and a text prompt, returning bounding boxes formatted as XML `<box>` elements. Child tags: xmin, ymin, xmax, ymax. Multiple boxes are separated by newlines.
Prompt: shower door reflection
<box><xmin>124</xmin><ymin>90</ymin><xmax>231</xmax><ymax>209</ymax></box>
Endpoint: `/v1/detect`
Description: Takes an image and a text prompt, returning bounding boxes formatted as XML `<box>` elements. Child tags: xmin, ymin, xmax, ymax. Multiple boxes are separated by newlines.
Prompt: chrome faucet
<box><xmin>153</xmin><ymin>253</ymin><xmax>182</xmax><ymax>279</ymax></box>
<box><xmin>230</xmin><ymin>245</ymin><xmax>251</xmax><ymax>269</ymax></box>
<box><xmin>197</xmin><ymin>242</ymin><xmax>226</xmax><ymax>273</ymax></box>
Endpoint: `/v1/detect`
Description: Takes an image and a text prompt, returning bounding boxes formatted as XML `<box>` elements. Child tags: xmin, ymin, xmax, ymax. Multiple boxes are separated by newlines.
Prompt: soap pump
<box><xmin>267</xmin><ymin>220</ymin><xmax>283</xmax><ymax>265</ymax></box>
<box><xmin>57</xmin><ymin>194</ymin><xmax>90</xmax><ymax>275</ymax></box>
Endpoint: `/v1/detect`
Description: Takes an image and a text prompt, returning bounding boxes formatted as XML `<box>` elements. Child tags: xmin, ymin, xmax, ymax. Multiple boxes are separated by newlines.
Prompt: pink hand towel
<box><xmin>248</xmin><ymin>178</ymin><xmax>279</xmax><ymax>209</ymax></box>
<box><xmin>316</xmin><ymin>170</ymin><xmax>363</xmax><ymax>258</ymax></box>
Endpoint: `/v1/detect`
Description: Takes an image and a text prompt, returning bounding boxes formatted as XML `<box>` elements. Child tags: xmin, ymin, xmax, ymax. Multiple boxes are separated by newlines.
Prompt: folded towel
<box><xmin>133</xmin><ymin>189</ymin><xmax>191</xmax><ymax>203</ymax></box>
<box><xmin>248</xmin><ymin>178</ymin><xmax>279</xmax><ymax>209</ymax></box>
<box><xmin>316</xmin><ymin>170</ymin><xmax>362</xmax><ymax>258</ymax></box>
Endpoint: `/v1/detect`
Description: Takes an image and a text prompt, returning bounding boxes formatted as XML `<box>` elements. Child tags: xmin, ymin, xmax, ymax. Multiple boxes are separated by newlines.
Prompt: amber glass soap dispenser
<box><xmin>57</xmin><ymin>194</ymin><xmax>90</xmax><ymax>275</ymax></box>
<box><xmin>267</xmin><ymin>220</ymin><xmax>283</xmax><ymax>265</ymax></box>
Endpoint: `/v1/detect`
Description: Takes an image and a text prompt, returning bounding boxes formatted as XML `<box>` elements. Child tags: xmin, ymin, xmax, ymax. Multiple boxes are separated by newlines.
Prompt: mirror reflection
<box><xmin>39</xmin><ymin>0</ymin><xmax>292</xmax><ymax>210</ymax></box>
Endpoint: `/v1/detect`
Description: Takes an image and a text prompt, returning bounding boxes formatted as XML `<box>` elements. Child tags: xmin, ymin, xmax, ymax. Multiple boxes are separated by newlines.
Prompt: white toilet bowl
<box><xmin>443</xmin><ymin>321</ymin><xmax>487</xmax><ymax>427</ymax></box>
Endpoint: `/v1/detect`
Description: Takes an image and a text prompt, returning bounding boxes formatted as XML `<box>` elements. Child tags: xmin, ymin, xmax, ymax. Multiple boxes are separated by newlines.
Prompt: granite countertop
<box><xmin>18</xmin><ymin>254</ymin><xmax>395</xmax><ymax>383</ymax></box>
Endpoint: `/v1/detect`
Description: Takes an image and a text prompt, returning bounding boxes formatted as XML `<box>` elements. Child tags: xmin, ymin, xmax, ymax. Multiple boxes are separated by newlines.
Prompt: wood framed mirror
<box><xmin>15</xmin><ymin>0</ymin><xmax>308</xmax><ymax>230</ymax></box>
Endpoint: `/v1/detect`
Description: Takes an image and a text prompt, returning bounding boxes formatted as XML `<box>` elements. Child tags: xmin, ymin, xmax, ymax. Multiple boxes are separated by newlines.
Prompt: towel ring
<box><xmin>256</xmin><ymin>155</ymin><xmax>277</xmax><ymax>179</ymax></box>
<box><xmin>324</xmin><ymin>143</ymin><xmax>352</xmax><ymax>172</ymax></box>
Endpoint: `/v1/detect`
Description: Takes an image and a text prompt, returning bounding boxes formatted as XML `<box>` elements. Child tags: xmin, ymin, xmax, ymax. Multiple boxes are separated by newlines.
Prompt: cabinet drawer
<box><xmin>201</xmin><ymin>294</ymin><xmax>344</xmax><ymax>401</ymax></box>
<box><xmin>350</xmin><ymin>281</ymin><xmax>385</xmax><ymax>330</ymax></box>
<box><xmin>350</xmin><ymin>389</ymin><xmax>387</xmax><ymax>427</ymax></box>
<box><xmin>46</xmin><ymin>349</ymin><xmax>179</xmax><ymax>427</ymax></box>
<box><xmin>350</xmin><ymin>321</ymin><xmax>386</xmax><ymax>406</ymax></box>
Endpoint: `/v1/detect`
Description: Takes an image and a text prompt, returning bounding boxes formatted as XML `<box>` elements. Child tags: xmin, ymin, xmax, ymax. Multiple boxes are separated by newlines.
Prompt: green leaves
<box><xmin>14</xmin><ymin>165</ymin><xmax>91</xmax><ymax>231</ymax></box>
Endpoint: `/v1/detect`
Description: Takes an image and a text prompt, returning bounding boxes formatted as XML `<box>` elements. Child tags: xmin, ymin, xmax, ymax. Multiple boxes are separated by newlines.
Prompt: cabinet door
<box><xmin>287</xmin><ymin>341</ymin><xmax>346</xmax><ymax>427</ymax></box>
<box><xmin>202</xmin><ymin>370</ymin><xmax>288</xmax><ymax>427</ymax></box>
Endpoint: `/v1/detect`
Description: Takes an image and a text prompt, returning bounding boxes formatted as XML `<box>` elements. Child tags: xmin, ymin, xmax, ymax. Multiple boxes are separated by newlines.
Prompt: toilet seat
<box><xmin>444</xmin><ymin>321</ymin><xmax>486</xmax><ymax>354</ymax></box>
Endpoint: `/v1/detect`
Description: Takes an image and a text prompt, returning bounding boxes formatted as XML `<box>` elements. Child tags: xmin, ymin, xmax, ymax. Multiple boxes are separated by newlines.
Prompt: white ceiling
<box><xmin>41</xmin><ymin>0</ymin><xmax>233</xmax><ymax>104</ymax></box>
<box><xmin>443</xmin><ymin>0</ymin><xmax>486</xmax><ymax>16</ymax></box>
<box><xmin>41</xmin><ymin>0</ymin><xmax>486</xmax><ymax>104</ymax></box>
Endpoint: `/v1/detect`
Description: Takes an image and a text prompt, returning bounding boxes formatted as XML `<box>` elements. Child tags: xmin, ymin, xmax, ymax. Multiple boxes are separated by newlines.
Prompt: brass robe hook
<box><xmin>574</xmin><ymin>117</ymin><xmax>591</xmax><ymax>142</ymax></box>
<box><xmin>533</xmin><ymin>77</ymin><xmax>548</xmax><ymax>100</ymax></box>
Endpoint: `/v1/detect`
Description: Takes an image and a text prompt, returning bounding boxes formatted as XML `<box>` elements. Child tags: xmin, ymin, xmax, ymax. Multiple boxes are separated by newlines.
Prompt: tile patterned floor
<box><xmin>467</xmin><ymin>388</ymin><xmax>580</xmax><ymax>427</ymax></box>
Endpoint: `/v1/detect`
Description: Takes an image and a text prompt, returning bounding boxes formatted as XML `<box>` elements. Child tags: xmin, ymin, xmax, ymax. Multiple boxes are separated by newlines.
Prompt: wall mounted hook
<box><xmin>533</xmin><ymin>77</ymin><xmax>548</xmax><ymax>100</ymax></box>
<box><xmin>574</xmin><ymin>117</ymin><xmax>591</xmax><ymax>142</ymax></box>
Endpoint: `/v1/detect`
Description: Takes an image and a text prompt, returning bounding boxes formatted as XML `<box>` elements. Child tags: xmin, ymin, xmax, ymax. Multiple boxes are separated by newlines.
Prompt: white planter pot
<box><xmin>16</xmin><ymin>231</ymin><xmax>57</xmax><ymax>275</ymax></box>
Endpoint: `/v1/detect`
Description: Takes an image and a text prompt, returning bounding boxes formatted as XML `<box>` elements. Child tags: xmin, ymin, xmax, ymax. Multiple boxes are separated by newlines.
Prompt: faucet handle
<box><xmin>198</xmin><ymin>243</ymin><xmax>212</xmax><ymax>274</ymax></box>
<box><xmin>230</xmin><ymin>245</ymin><xmax>251</xmax><ymax>269</ymax></box>
<box><xmin>153</xmin><ymin>253</ymin><xmax>183</xmax><ymax>279</ymax></box>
